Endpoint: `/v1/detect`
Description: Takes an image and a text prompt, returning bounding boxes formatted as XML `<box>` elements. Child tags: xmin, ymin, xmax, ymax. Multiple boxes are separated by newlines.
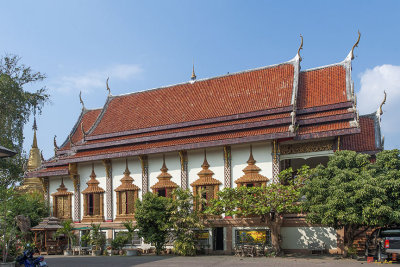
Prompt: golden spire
<box><xmin>191</xmin><ymin>63</ymin><xmax>196</xmax><ymax>80</ymax></box>
<box><xmin>32</xmin><ymin>117</ymin><xmax>38</xmax><ymax>148</ymax></box>
<box><xmin>27</xmin><ymin>117</ymin><xmax>41</xmax><ymax>171</ymax></box>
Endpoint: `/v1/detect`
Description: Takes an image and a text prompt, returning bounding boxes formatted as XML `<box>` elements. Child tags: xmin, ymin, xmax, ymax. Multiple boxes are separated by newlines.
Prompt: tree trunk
<box><xmin>266</xmin><ymin>214</ymin><xmax>283</xmax><ymax>254</ymax></box>
<box><xmin>343</xmin><ymin>225</ymin><xmax>355</xmax><ymax>258</ymax></box>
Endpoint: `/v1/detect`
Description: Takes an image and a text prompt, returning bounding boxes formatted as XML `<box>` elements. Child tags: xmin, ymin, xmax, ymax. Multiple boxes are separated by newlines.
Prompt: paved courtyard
<box><xmin>43</xmin><ymin>255</ymin><xmax>379</xmax><ymax>267</ymax></box>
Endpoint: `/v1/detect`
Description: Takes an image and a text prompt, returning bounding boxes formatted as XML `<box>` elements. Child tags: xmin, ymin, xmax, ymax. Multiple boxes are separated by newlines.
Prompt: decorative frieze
<box><xmin>69</xmin><ymin>163</ymin><xmax>81</xmax><ymax>222</ymax></box>
<box><xmin>280</xmin><ymin>140</ymin><xmax>334</xmax><ymax>155</ymax></box>
<box><xmin>272</xmin><ymin>140</ymin><xmax>280</xmax><ymax>183</ymax></box>
<box><xmin>179</xmin><ymin>151</ymin><xmax>188</xmax><ymax>189</ymax></box>
<box><xmin>138</xmin><ymin>155</ymin><xmax>148</xmax><ymax>196</ymax></box>
<box><xmin>223</xmin><ymin>146</ymin><xmax>232</xmax><ymax>188</ymax></box>
<box><xmin>102</xmin><ymin>159</ymin><xmax>113</xmax><ymax>222</ymax></box>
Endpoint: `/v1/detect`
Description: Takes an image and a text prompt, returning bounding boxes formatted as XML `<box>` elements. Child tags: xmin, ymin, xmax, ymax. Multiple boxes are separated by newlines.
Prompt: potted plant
<box><xmin>111</xmin><ymin>233</ymin><xmax>127</xmax><ymax>255</ymax></box>
<box><xmin>122</xmin><ymin>221</ymin><xmax>138</xmax><ymax>256</ymax></box>
<box><xmin>90</xmin><ymin>223</ymin><xmax>105</xmax><ymax>256</ymax></box>
<box><xmin>55</xmin><ymin>220</ymin><xmax>75</xmax><ymax>256</ymax></box>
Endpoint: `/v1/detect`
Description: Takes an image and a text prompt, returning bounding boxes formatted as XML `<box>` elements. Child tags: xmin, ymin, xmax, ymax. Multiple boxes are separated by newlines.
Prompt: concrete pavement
<box><xmin>43</xmin><ymin>255</ymin><xmax>375</xmax><ymax>267</ymax></box>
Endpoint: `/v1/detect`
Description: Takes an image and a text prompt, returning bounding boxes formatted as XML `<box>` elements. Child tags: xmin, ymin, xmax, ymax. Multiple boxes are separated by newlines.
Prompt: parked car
<box><xmin>365</xmin><ymin>227</ymin><xmax>400</xmax><ymax>261</ymax></box>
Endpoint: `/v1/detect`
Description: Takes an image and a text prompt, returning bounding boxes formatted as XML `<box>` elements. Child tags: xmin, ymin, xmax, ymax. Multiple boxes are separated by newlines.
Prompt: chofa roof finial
<box><xmin>347</xmin><ymin>30</ymin><xmax>361</xmax><ymax>61</ymax></box>
<box><xmin>79</xmin><ymin>91</ymin><xmax>86</xmax><ymax>110</ymax></box>
<box><xmin>297</xmin><ymin>34</ymin><xmax>303</xmax><ymax>62</ymax></box>
<box><xmin>106</xmin><ymin>77</ymin><xmax>111</xmax><ymax>95</ymax></box>
<box><xmin>377</xmin><ymin>90</ymin><xmax>387</xmax><ymax>123</ymax></box>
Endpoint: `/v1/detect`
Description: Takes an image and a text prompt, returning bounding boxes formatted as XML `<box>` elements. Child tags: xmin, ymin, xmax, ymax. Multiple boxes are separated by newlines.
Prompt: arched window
<box><xmin>115</xmin><ymin>159</ymin><xmax>140</xmax><ymax>221</ymax></box>
<box><xmin>235</xmin><ymin>146</ymin><xmax>269</xmax><ymax>188</ymax></box>
<box><xmin>151</xmin><ymin>155</ymin><xmax>178</xmax><ymax>198</ymax></box>
<box><xmin>51</xmin><ymin>178</ymin><xmax>73</xmax><ymax>219</ymax></box>
<box><xmin>191</xmin><ymin>151</ymin><xmax>221</xmax><ymax>211</ymax></box>
<box><xmin>82</xmin><ymin>164</ymin><xmax>105</xmax><ymax>223</ymax></box>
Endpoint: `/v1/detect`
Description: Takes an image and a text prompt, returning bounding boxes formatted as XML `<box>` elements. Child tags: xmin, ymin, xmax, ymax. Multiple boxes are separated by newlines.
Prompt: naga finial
<box><xmin>106</xmin><ymin>77</ymin><xmax>111</xmax><ymax>95</ymax></box>
<box><xmin>297</xmin><ymin>34</ymin><xmax>303</xmax><ymax>61</ymax></box>
<box><xmin>69</xmin><ymin>134</ymin><xmax>75</xmax><ymax>147</ymax></box>
<box><xmin>81</xmin><ymin>122</ymin><xmax>87</xmax><ymax>141</ymax></box>
<box><xmin>378</xmin><ymin>90</ymin><xmax>387</xmax><ymax>116</ymax></box>
<box><xmin>53</xmin><ymin>135</ymin><xmax>58</xmax><ymax>149</ymax></box>
<box><xmin>79</xmin><ymin>91</ymin><xmax>85</xmax><ymax>110</ymax></box>
<box><xmin>349</xmin><ymin>30</ymin><xmax>361</xmax><ymax>60</ymax></box>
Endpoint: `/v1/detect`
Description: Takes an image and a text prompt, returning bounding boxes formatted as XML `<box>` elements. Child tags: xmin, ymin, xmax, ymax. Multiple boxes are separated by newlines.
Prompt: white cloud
<box><xmin>50</xmin><ymin>64</ymin><xmax>143</xmax><ymax>94</ymax></box>
<box><xmin>357</xmin><ymin>64</ymin><xmax>400</xmax><ymax>136</ymax></box>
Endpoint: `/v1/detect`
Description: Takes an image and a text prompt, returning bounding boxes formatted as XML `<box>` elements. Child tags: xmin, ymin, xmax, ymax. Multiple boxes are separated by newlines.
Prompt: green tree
<box><xmin>0</xmin><ymin>187</ymin><xmax>17</xmax><ymax>263</ymax></box>
<box><xmin>135</xmin><ymin>192</ymin><xmax>172</xmax><ymax>255</ymax></box>
<box><xmin>122</xmin><ymin>221</ymin><xmax>136</xmax><ymax>247</ymax></box>
<box><xmin>90</xmin><ymin>223</ymin><xmax>106</xmax><ymax>251</ymax></box>
<box><xmin>300</xmin><ymin>150</ymin><xmax>400</xmax><ymax>257</ymax></box>
<box><xmin>55</xmin><ymin>220</ymin><xmax>75</xmax><ymax>251</ymax></box>
<box><xmin>0</xmin><ymin>54</ymin><xmax>48</xmax><ymax>187</ymax></box>
<box><xmin>169</xmin><ymin>188</ymin><xmax>203</xmax><ymax>256</ymax></box>
<box><xmin>8</xmin><ymin>191</ymin><xmax>49</xmax><ymax>228</ymax></box>
<box><xmin>205</xmin><ymin>166</ymin><xmax>309</xmax><ymax>254</ymax></box>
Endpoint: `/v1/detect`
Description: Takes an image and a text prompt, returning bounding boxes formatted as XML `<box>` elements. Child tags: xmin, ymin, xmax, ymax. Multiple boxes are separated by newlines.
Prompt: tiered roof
<box><xmin>81</xmin><ymin>164</ymin><xmax>105</xmax><ymax>194</ymax></box>
<box><xmin>191</xmin><ymin>151</ymin><xmax>222</xmax><ymax>187</ymax></box>
<box><xmin>151</xmin><ymin>155</ymin><xmax>178</xmax><ymax>190</ymax></box>
<box><xmin>115</xmin><ymin>159</ymin><xmax>140</xmax><ymax>192</ymax></box>
<box><xmin>234</xmin><ymin>146</ymin><xmax>269</xmax><ymax>184</ymax></box>
<box><xmin>26</xmin><ymin>36</ymin><xmax>384</xmax><ymax>177</ymax></box>
<box><xmin>51</xmin><ymin>178</ymin><xmax>73</xmax><ymax>196</ymax></box>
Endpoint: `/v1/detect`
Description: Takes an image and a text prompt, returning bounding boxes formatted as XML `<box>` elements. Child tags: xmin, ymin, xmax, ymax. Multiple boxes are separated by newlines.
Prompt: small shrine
<box><xmin>31</xmin><ymin>216</ymin><xmax>64</xmax><ymax>255</ymax></box>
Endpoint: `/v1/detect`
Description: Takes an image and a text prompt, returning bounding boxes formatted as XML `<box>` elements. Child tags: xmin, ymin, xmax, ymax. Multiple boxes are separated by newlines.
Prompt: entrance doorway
<box><xmin>213</xmin><ymin>227</ymin><xmax>224</xmax><ymax>251</ymax></box>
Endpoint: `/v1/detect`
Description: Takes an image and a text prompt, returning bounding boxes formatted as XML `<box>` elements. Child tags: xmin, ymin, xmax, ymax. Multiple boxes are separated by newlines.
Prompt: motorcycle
<box><xmin>16</xmin><ymin>247</ymin><xmax>48</xmax><ymax>267</ymax></box>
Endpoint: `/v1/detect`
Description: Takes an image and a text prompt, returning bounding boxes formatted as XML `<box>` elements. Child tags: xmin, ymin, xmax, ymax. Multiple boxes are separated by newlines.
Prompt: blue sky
<box><xmin>1</xmin><ymin>0</ymin><xmax>399</xmax><ymax>158</ymax></box>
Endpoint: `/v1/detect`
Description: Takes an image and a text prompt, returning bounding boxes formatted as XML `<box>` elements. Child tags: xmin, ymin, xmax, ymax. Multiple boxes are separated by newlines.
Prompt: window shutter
<box><xmin>94</xmin><ymin>193</ymin><xmax>100</xmax><ymax>215</ymax></box>
<box><xmin>127</xmin><ymin>191</ymin><xmax>135</xmax><ymax>214</ymax></box>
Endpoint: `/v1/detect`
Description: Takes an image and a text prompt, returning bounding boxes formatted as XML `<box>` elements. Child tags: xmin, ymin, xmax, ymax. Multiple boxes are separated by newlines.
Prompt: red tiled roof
<box><xmin>341</xmin><ymin>115</ymin><xmax>379</xmax><ymax>152</ymax></box>
<box><xmin>297</xmin><ymin>65</ymin><xmax>348</xmax><ymax>109</ymax></box>
<box><xmin>59</xmin><ymin>109</ymin><xmax>102</xmax><ymax>151</ymax></box>
<box><xmin>73</xmin><ymin>126</ymin><xmax>289</xmax><ymax>159</ymax></box>
<box><xmin>298</xmin><ymin>121</ymin><xmax>352</xmax><ymax>135</ymax></box>
<box><xmin>91</xmin><ymin>64</ymin><xmax>295</xmax><ymax>136</ymax></box>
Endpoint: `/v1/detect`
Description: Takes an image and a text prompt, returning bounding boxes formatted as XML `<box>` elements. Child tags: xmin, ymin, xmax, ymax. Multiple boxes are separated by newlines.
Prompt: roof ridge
<box><xmin>109</xmin><ymin>57</ymin><xmax>298</xmax><ymax>99</ymax></box>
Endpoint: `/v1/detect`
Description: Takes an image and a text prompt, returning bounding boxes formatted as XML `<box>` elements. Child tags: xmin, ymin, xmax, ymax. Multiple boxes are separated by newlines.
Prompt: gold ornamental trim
<box><xmin>280</xmin><ymin>140</ymin><xmax>334</xmax><ymax>155</ymax></box>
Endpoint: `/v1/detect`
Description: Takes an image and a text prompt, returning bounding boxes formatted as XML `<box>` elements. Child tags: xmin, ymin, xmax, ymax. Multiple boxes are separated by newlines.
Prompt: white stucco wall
<box><xmin>48</xmin><ymin>176</ymin><xmax>74</xmax><ymax>216</ymax></box>
<box><xmin>187</xmin><ymin>147</ymin><xmax>224</xmax><ymax>191</ymax></box>
<box><xmin>281</xmin><ymin>227</ymin><xmax>337</xmax><ymax>250</ymax></box>
<box><xmin>78</xmin><ymin>161</ymin><xmax>107</xmax><ymax>219</ymax></box>
<box><xmin>148</xmin><ymin>152</ymin><xmax>181</xmax><ymax>191</ymax></box>
<box><xmin>231</xmin><ymin>142</ymin><xmax>272</xmax><ymax>187</ymax></box>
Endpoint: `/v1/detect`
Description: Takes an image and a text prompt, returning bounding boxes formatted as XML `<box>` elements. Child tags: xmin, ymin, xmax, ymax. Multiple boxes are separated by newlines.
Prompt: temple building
<box><xmin>25</xmin><ymin>35</ymin><xmax>386</xmax><ymax>254</ymax></box>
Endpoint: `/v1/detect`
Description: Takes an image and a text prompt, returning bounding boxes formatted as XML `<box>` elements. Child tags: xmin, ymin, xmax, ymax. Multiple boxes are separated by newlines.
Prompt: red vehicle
<box><xmin>365</xmin><ymin>228</ymin><xmax>400</xmax><ymax>262</ymax></box>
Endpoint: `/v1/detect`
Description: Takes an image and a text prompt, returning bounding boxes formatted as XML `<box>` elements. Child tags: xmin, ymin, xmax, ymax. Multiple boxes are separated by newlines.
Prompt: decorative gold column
<box><xmin>102</xmin><ymin>159</ymin><xmax>113</xmax><ymax>222</ymax></box>
<box><xmin>223</xmin><ymin>146</ymin><xmax>232</xmax><ymax>188</ymax></box>
<box><xmin>179</xmin><ymin>151</ymin><xmax>188</xmax><ymax>190</ymax></box>
<box><xmin>139</xmin><ymin>155</ymin><xmax>148</xmax><ymax>197</ymax></box>
<box><xmin>40</xmin><ymin>177</ymin><xmax>49</xmax><ymax>206</ymax></box>
<box><xmin>69</xmin><ymin>163</ymin><xmax>81</xmax><ymax>223</ymax></box>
